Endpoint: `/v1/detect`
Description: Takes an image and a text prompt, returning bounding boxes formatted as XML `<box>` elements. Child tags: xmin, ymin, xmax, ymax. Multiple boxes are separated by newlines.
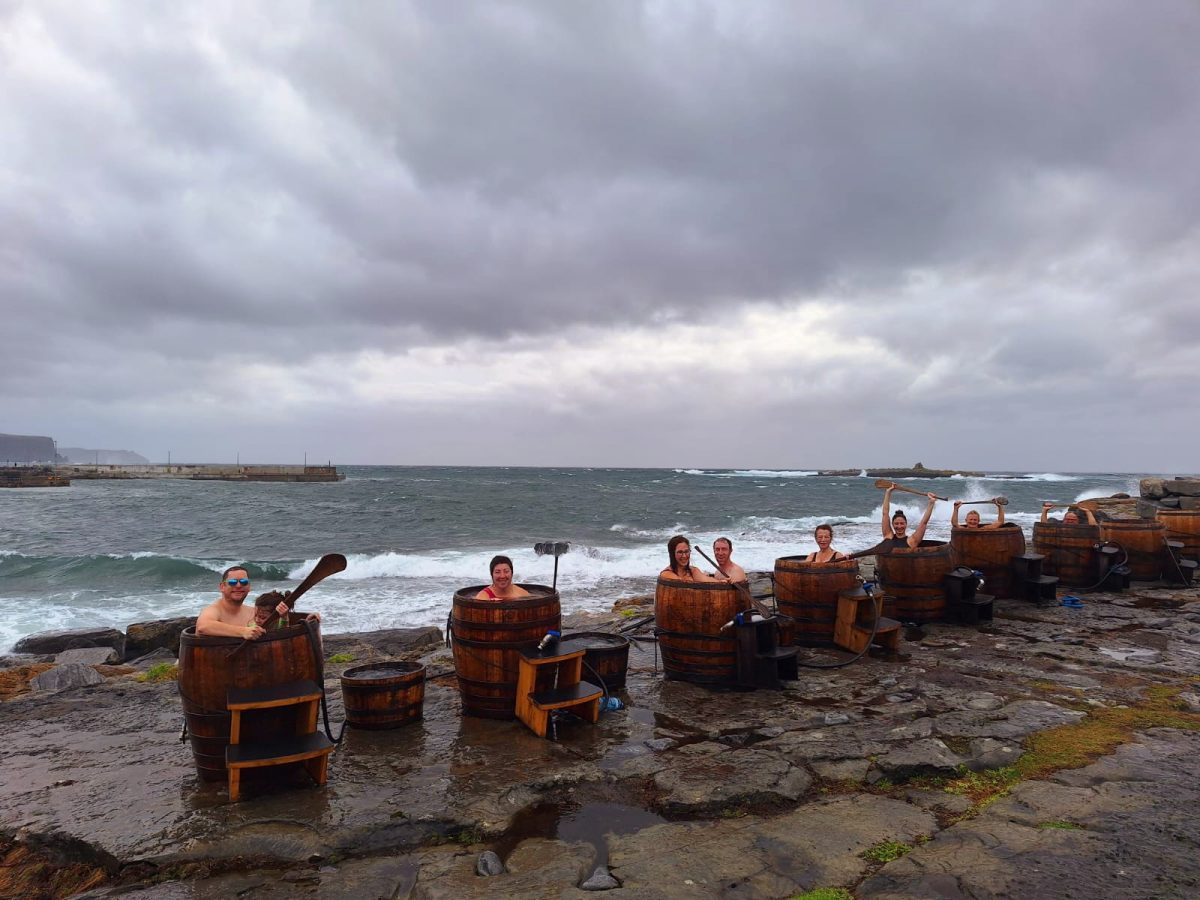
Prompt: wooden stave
<box><xmin>949</xmin><ymin>524</ymin><xmax>1027</xmax><ymax>599</ymax></box>
<box><xmin>1032</xmin><ymin>521</ymin><xmax>1102</xmax><ymax>588</ymax></box>
<box><xmin>773</xmin><ymin>556</ymin><xmax>861</xmax><ymax>647</ymax></box>
<box><xmin>654</xmin><ymin>578</ymin><xmax>742</xmax><ymax>684</ymax></box>
<box><xmin>450</xmin><ymin>585</ymin><xmax>561</xmax><ymax>720</ymax></box>
<box><xmin>874</xmin><ymin>541</ymin><xmax>957</xmax><ymax>623</ymax></box>
<box><xmin>340</xmin><ymin>661</ymin><xmax>427</xmax><ymax>730</ymax></box>
<box><xmin>1099</xmin><ymin>519</ymin><xmax>1166</xmax><ymax>581</ymax></box>
<box><xmin>177</xmin><ymin>618</ymin><xmax>323</xmax><ymax>782</ymax></box>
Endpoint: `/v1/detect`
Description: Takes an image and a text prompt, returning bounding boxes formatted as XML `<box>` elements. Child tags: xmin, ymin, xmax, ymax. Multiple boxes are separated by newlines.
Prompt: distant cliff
<box><xmin>0</xmin><ymin>433</ymin><xmax>59</xmax><ymax>463</ymax></box>
<box><xmin>59</xmin><ymin>447</ymin><xmax>151</xmax><ymax>465</ymax></box>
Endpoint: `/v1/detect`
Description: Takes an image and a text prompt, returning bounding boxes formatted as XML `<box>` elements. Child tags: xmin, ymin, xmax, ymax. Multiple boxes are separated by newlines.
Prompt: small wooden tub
<box><xmin>950</xmin><ymin>524</ymin><xmax>1027</xmax><ymax>599</ymax></box>
<box><xmin>874</xmin><ymin>541</ymin><xmax>957</xmax><ymax>623</ymax></box>
<box><xmin>560</xmin><ymin>631</ymin><xmax>631</xmax><ymax>690</ymax></box>
<box><xmin>773</xmin><ymin>556</ymin><xmax>861</xmax><ymax>647</ymax></box>
<box><xmin>1100</xmin><ymin>519</ymin><xmax>1166</xmax><ymax>581</ymax></box>
<box><xmin>655</xmin><ymin>578</ymin><xmax>741</xmax><ymax>684</ymax></box>
<box><xmin>178</xmin><ymin>617</ymin><xmax>323</xmax><ymax>782</ymax></box>
<box><xmin>1156</xmin><ymin>510</ymin><xmax>1200</xmax><ymax>563</ymax></box>
<box><xmin>341</xmin><ymin>661</ymin><xmax>426</xmax><ymax>730</ymax></box>
<box><xmin>1033</xmin><ymin>521</ymin><xmax>1101</xmax><ymax>587</ymax></box>
<box><xmin>450</xmin><ymin>585</ymin><xmax>560</xmax><ymax>720</ymax></box>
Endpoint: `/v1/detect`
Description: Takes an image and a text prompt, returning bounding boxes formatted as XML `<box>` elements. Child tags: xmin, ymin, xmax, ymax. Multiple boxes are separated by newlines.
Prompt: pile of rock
<box><xmin>1138</xmin><ymin>477</ymin><xmax>1200</xmax><ymax>516</ymax></box>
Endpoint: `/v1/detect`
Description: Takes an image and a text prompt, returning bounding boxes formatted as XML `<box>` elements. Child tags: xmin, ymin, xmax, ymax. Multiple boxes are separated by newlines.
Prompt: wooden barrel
<box><xmin>340</xmin><ymin>661</ymin><xmax>426</xmax><ymax>730</ymax></box>
<box><xmin>1100</xmin><ymin>519</ymin><xmax>1166</xmax><ymax>581</ymax></box>
<box><xmin>178</xmin><ymin>617</ymin><xmax>323</xmax><ymax>782</ymax></box>
<box><xmin>950</xmin><ymin>524</ymin><xmax>1027</xmax><ymax>599</ymax></box>
<box><xmin>1032</xmin><ymin>521</ymin><xmax>1101</xmax><ymax>587</ymax></box>
<box><xmin>874</xmin><ymin>541</ymin><xmax>957</xmax><ymax>623</ymax></box>
<box><xmin>773</xmin><ymin>556</ymin><xmax>861</xmax><ymax>647</ymax></box>
<box><xmin>1156</xmin><ymin>510</ymin><xmax>1200</xmax><ymax>563</ymax></box>
<box><xmin>560</xmin><ymin>631</ymin><xmax>630</xmax><ymax>690</ymax></box>
<box><xmin>450</xmin><ymin>585</ymin><xmax>560</xmax><ymax>720</ymax></box>
<box><xmin>654</xmin><ymin>579</ymin><xmax>741</xmax><ymax>684</ymax></box>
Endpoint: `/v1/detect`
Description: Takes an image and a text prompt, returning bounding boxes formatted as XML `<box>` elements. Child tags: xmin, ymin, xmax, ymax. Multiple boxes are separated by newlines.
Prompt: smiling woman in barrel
<box><xmin>660</xmin><ymin>535</ymin><xmax>721</xmax><ymax>582</ymax></box>
<box><xmin>952</xmin><ymin>498</ymin><xmax>1006</xmax><ymax>530</ymax></box>
<box><xmin>882</xmin><ymin>484</ymin><xmax>939</xmax><ymax>549</ymax></box>
<box><xmin>806</xmin><ymin>524</ymin><xmax>847</xmax><ymax>562</ymax></box>
<box><xmin>476</xmin><ymin>555</ymin><xmax>532</xmax><ymax>600</ymax></box>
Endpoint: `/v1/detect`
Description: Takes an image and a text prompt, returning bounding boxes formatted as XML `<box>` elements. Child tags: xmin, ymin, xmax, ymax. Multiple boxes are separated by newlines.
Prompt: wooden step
<box><xmin>855</xmin><ymin>617</ymin><xmax>901</xmax><ymax>636</ymax></box>
<box><xmin>226</xmin><ymin>732</ymin><xmax>334</xmax><ymax>770</ymax></box>
<box><xmin>528</xmin><ymin>681</ymin><xmax>603</xmax><ymax>711</ymax></box>
<box><xmin>227</xmin><ymin>680</ymin><xmax>323</xmax><ymax>711</ymax></box>
<box><xmin>757</xmin><ymin>647</ymin><xmax>800</xmax><ymax>661</ymax></box>
<box><xmin>1020</xmin><ymin>575</ymin><xmax>1059</xmax><ymax>586</ymax></box>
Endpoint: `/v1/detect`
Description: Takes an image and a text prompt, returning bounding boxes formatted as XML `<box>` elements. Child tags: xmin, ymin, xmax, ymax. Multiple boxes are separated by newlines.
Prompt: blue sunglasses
<box><xmin>226</xmin><ymin>578</ymin><xmax>250</xmax><ymax>586</ymax></box>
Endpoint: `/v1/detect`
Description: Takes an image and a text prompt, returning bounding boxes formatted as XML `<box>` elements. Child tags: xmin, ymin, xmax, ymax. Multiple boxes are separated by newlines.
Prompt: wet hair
<box><xmin>489</xmin><ymin>555</ymin><xmax>514</xmax><ymax>578</ymax></box>
<box><xmin>713</xmin><ymin>537</ymin><xmax>732</xmax><ymax>552</ymax></box>
<box><xmin>814</xmin><ymin>524</ymin><xmax>834</xmax><ymax>538</ymax></box>
<box><xmin>667</xmin><ymin>534</ymin><xmax>691</xmax><ymax>576</ymax></box>
<box><xmin>221</xmin><ymin>564</ymin><xmax>249</xmax><ymax>581</ymax></box>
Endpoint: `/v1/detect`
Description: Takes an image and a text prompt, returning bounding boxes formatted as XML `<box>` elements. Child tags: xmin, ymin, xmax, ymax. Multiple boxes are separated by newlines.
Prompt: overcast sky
<box><xmin>4</xmin><ymin>1</ymin><xmax>1198</xmax><ymax>471</ymax></box>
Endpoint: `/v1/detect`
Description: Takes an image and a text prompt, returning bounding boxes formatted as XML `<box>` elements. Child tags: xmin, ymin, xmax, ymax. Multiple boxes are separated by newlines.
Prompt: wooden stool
<box><xmin>734</xmin><ymin>617</ymin><xmax>799</xmax><ymax>689</ymax></box>
<box><xmin>515</xmin><ymin>648</ymin><xmax>602</xmax><ymax>738</ymax></box>
<box><xmin>226</xmin><ymin>680</ymin><xmax>334</xmax><ymax>802</ymax></box>
<box><xmin>834</xmin><ymin>588</ymin><xmax>900</xmax><ymax>654</ymax></box>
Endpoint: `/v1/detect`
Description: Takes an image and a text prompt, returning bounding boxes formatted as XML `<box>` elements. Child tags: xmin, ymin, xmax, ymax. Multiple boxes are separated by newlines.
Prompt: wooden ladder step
<box><xmin>855</xmin><ymin>617</ymin><xmax>901</xmax><ymax>636</ymax></box>
<box><xmin>1021</xmin><ymin>575</ymin><xmax>1059</xmax><ymax>586</ymax></box>
<box><xmin>226</xmin><ymin>732</ymin><xmax>334</xmax><ymax>770</ymax></box>
<box><xmin>756</xmin><ymin>647</ymin><xmax>800</xmax><ymax>661</ymax></box>
<box><xmin>529</xmin><ymin>681</ymin><xmax>603</xmax><ymax>711</ymax></box>
<box><xmin>227</xmin><ymin>679</ymin><xmax>323</xmax><ymax>711</ymax></box>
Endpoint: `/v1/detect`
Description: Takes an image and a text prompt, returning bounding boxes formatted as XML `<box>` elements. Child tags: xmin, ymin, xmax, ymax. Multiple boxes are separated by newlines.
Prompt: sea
<box><xmin>0</xmin><ymin>466</ymin><xmax>1144</xmax><ymax>652</ymax></box>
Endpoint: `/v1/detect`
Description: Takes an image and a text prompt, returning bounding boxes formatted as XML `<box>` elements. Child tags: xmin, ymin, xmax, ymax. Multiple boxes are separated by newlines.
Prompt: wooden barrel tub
<box><xmin>178</xmin><ymin>617</ymin><xmax>323</xmax><ymax>782</ymax></box>
<box><xmin>950</xmin><ymin>524</ymin><xmax>1027</xmax><ymax>599</ymax></box>
<box><xmin>1032</xmin><ymin>521</ymin><xmax>1101</xmax><ymax>587</ymax></box>
<box><xmin>874</xmin><ymin>541</ymin><xmax>957</xmax><ymax>623</ymax></box>
<box><xmin>341</xmin><ymin>661</ymin><xmax>426</xmax><ymax>730</ymax></box>
<box><xmin>654</xmin><ymin>579</ymin><xmax>742</xmax><ymax>684</ymax></box>
<box><xmin>560</xmin><ymin>631</ymin><xmax>631</xmax><ymax>690</ymax></box>
<box><xmin>450</xmin><ymin>585</ymin><xmax>560</xmax><ymax>720</ymax></box>
<box><xmin>1156</xmin><ymin>510</ymin><xmax>1200</xmax><ymax>564</ymax></box>
<box><xmin>1100</xmin><ymin>519</ymin><xmax>1166</xmax><ymax>581</ymax></box>
<box><xmin>773</xmin><ymin>556</ymin><xmax>861</xmax><ymax>646</ymax></box>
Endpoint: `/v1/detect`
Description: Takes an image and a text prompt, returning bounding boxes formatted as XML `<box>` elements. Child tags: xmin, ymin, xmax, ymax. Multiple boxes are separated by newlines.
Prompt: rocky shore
<box><xmin>3</xmin><ymin>578</ymin><xmax>1200</xmax><ymax>899</ymax></box>
<box><xmin>816</xmin><ymin>464</ymin><xmax>985</xmax><ymax>478</ymax></box>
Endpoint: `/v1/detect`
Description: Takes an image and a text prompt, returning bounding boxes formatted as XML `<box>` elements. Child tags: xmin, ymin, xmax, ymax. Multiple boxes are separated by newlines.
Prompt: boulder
<box><xmin>580</xmin><ymin>865</ymin><xmax>620</xmax><ymax>891</ymax></box>
<box><xmin>31</xmin><ymin>663</ymin><xmax>106</xmax><ymax>693</ymax></box>
<box><xmin>322</xmin><ymin>627</ymin><xmax>442</xmax><ymax>660</ymax></box>
<box><xmin>1139</xmin><ymin>476</ymin><xmax>1163</xmax><ymax>498</ymax></box>
<box><xmin>1136</xmin><ymin>499</ymin><xmax>1164</xmax><ymax>518</ymax></box>
<box><xmin>14</xmin><ymin>628</ymin><xmax>125</xmax><ymax>658</ymax></box>
<box><xmin>124</xmin><ymin>617</ymin><xmax>194</xmax><ymax>660</ymax></box>
<box><xmin>875</xmin><ymin>738</ymin><xmax>965</xmax><ymax>780</ymax></box>
<box><xmin>474</xmin><ymin>851</ymin><xmax>504</xmax><ymax>876</ymax></box>
<box><xmin>126</xmin><ymin>647</ymin><xmax>178</xmax><ymax>670</ymax></box>
<box><xmin>1159</xmin><ymin>496</ymin><xmax>1181</xmax><ymax>508</ymax></box>
<box><xmin>55</xmin><ymin>647</ymin><xmax>120</xmax><ymax>666</ymax></box>
<box><xmin>1170</xmin><ymin>478</ymin><xmax>1200</xmax><ymax>497</ymax></box>
<box><xmin>1180</xmin><ymin>497</ymin><xmax>1200</xmax><ymax>511</ymax></box>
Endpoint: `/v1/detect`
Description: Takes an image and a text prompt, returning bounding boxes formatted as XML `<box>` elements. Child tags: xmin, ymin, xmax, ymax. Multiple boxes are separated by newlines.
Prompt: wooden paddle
<box><xmin>957</xmin><ymin>496</ymin><xmax>1009</xmax><ymax>507</ymax></box>
<box><xmin>231</xmin><ymin>553</ymin><xmax>347</xmax><ymax>652</ymax></box>
<box><xmin>691</xmin><ymin>544</ymin><xmax>774</xmax><ymax>619</ymax></box>
<box><xmin>874</xmin><ymin>479</ymin><xmax>948</xmax><ymax>502</ymax></box>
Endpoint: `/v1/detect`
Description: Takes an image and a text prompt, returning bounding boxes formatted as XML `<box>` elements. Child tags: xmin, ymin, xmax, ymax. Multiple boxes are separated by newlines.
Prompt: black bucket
<box><xmin>560</xmin><ymin>631</ymin><xmax>630</xmax><ymax>691</ymax></box>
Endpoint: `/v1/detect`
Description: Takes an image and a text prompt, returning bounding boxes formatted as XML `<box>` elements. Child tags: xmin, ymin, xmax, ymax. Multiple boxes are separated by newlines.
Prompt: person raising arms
<box><xmin>882</xmin><ymin>486</ymin><xmax>939</xmax><ymax>549</ymax></box>
<box><xmin>952</xmin><ymin>500</ymin><xmax>1006</xmax><ymax>530</ymax></box>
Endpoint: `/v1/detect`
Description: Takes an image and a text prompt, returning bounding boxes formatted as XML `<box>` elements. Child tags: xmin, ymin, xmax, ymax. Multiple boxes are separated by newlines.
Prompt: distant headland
<box><xmin>816</xmin><ymin>462</ymin><xmax>985</xmax><ymax>478</ymax></box>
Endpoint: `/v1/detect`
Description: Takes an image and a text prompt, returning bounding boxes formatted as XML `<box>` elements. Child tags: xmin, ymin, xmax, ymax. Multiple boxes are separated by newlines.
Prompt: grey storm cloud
<box><xmin>3</xmin><ymin>1</ymin><xmax>1199</xmax><ymax>468</ymax></box>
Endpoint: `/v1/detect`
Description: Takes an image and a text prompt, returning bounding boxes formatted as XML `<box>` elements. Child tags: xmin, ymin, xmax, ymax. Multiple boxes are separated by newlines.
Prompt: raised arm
<box><xmin>1041</xmin><ymin>502</ymin><xmax>1053</xmax><ymax>522</ymax></box>
<box><xmin>908</xmin><ymin>493</ymin><xmax>938</xmax><ymax>547</ymax></box>
<box><xmin>951</xmin><ymin>500</ymin><xmax>962</xmax><ymax>528</ymax></box>
<box><xmin>882</xmin><ymin>487</ymin><xmax>895</xmax><ymax>538</ymax></box>
<box><xmin>988</xmin><ymin>500</ymin><xmax>1006</xmax><ymax>529</ymax></box>
<box><xmin>1080</xmin><ymin>508</ymin><xmax>1097</xmax><ymax>526</ymax></box>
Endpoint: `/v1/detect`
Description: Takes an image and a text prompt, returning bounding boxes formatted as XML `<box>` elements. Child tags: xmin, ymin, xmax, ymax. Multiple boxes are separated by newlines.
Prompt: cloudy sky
<box><xmin>4</xmin><ymin>1</ymin><xmax>1198</xmax><ymax>471</ymax></box>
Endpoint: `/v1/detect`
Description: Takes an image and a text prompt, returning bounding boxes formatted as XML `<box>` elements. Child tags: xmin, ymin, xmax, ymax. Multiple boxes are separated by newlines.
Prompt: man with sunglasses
<box><xmin>195</xmin><ymin>566</ymin><xmax>286</xmax><ymax>639</ymax></box>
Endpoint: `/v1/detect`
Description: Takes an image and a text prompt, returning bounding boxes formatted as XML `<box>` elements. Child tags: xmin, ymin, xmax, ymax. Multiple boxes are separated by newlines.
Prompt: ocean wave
<box><xmin>0</xmin><ymin>553</ymin><xmax>295</xmax><ymax>589</ymax></box>
<box><xmin>674</xmin><ymin>468</ymin><xmax>817</xmax><ymax>478</ymax></box>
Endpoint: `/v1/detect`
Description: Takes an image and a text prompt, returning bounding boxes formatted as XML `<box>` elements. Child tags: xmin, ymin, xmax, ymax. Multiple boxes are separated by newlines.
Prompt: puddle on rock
<box><xmin>492</xmin><ymin>801</ymin><xmax>666</xmax><ymax>868</ymax></box>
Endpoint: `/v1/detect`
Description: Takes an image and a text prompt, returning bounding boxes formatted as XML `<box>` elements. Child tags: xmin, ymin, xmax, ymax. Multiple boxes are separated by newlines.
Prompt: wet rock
<box><xmin>875</xmin><ymin>738</ymin><xmax>965</xmax><ymax>780</ymax></box>
<box><xmin>322</xmin><ymin>626</ymin><xmax>442</xmax><ymax>660</ymax></box>
<box><xmin>580</xmin><ymin>864</ymin><xmax>620</xmax><ymax>890</ymax></box>
<box><xmin>31</xmin><ymin>663</ymin><xmax>106</xmax><ymax>693</ymax></box>
<box><xmin>964</xmin><ymin>692</ymin><xmax>1003</xmax><ymax>711</ymax></box>
<box><xmin>823</xmin><ymin>712</ymin><xmax>850</xmax><ymax>725</ymax></box>
<box><xmin>1177</xmin><ymin>692</ymin><xmax>1200</xmax><ymax>713</ymax></box>
<box><xmin>811</xmin><ymin>758</ymin><xmax>871</xmax><ymax>782</ymax></box>
<box><xmin>1140</xmin><ymin>478</ymin><xmax>1166</xmax><ymax>499</ymax></box>
<box><xmin>15</xmin><ymin>627</ymin><xmax>125</xmax><ymax>658</ymax></box>
<box><xmin>0</xmin><ymin>652</ymin><xmax>53</xmax><ymax>667</ymax></box>
<box><xmin>885</xmin><ymin>717</ymin><xmax>933</xmax><ymax>740</ymax></box>
<box><xmin>932</xmin><ymin>700</ymin><xmax>1085</xmax><ymax>740</ymax></box>
<box><xmin>643</xmin><ymin>737</ymin><xmax>677</xmax><ymax>752</ymax></box>
<box><xmin>126</xmin><ymin>647</ymin><xmax>177</xmax><ymax>670</ymax></box>
<box><xmin>475</xmin><ymin>850</ymin><xmax>504</xmax><ymax>876</ymax></box>
<box><xmin>885</xmin><ymin>693</ymin><xmax>914</xmax><ymax>703</ymax></box>
<box><xmin>965</xmin><ymin>737</ymin><xmax>1023</xmax><ymax>771</ymax></box>
<box><xmin>903</xmin><ymin>789</ymin><xmax>972</xmax><ymax>815</ymax></box>
<box><xmin>55</xmin><ymin>647</ymin><xmax>120</xmax><ymax>666</ymax></box>
<box><xmin>653</xmin><ymin>748</ymin><xmax>812</xmax><ymax>814</ymax></box>
<box><xmin>124</xmin><ymin>617</ymin><xmax>194</xmax><ymax>660</ymax></box>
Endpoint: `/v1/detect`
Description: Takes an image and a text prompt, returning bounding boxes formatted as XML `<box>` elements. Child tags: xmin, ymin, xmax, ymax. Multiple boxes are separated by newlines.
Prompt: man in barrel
<box><xmin>713</xmin><ymin>537</ymin><xmax>748</xmax><ymax>583</ymax></box>
<box><xmin>196</xmin><ymin>565</ymin><xmax>290</xmax><ymax>639</ymax></box>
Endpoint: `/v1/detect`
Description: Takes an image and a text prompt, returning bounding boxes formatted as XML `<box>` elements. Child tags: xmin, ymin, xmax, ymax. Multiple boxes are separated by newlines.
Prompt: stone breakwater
<box><xmin>2</xmin><ymin>582</ymin><xmax>1200</xmax><ymax>898</ymax></box>
<box><xmin>1138</xmin><ymin>475</ymin><xmax>1200</xmax><ymax>514</ymax></box>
